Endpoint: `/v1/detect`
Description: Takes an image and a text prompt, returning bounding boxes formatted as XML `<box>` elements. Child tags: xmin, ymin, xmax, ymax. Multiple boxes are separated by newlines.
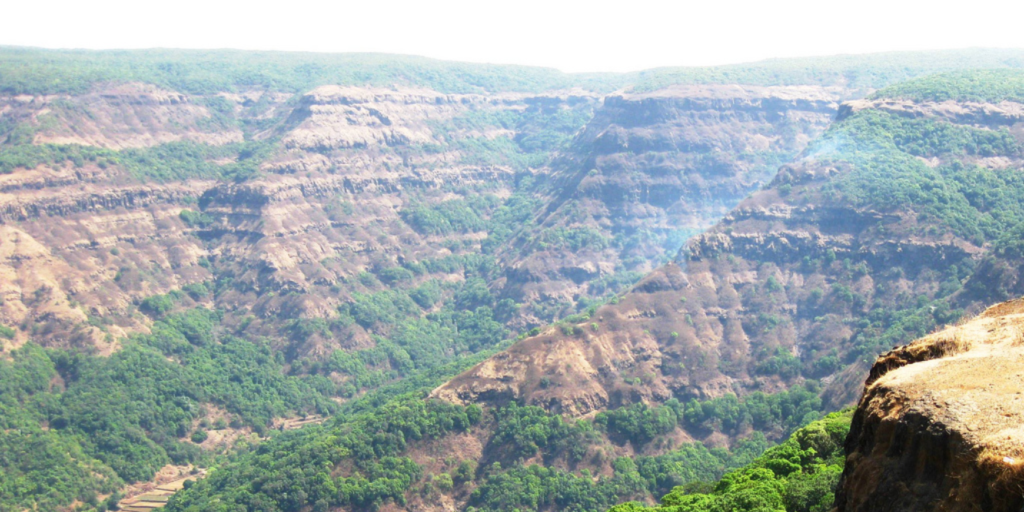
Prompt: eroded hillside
<box><xmin>498</xmin><ymin>85</ymin><xmax>840</xmax><ymax>322</ymax></box>
<box><xmin>436</xmin><ymin>70</ymin><xmax>1024</xmax><ymax>426</ymax></box>
<box><xmin>0</xmin><ymin>77</ymin><xmax>846</xmax><ymax>370</ymax></box>
<box><xmin>0</xmin><ymin>82</ymin><xmax>599</xmax><ymax>353</ymax></box>
<box><xmin>0</xmin><ymin>56</ymin><xmax>856</xmax><ymax>512</ymax></box>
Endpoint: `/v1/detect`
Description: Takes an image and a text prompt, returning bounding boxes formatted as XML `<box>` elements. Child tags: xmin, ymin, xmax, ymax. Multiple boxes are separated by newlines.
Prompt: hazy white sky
<box><xmin>5</xmin><ymin>0</ymin><xmax>1024</xmax><ymax>72</ymax></box>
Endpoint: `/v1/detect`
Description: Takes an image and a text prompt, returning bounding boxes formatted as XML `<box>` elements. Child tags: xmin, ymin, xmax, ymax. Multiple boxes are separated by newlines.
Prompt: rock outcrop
<box><xmin>835</xmin><ymin>298</ymin><xmax>1024</xmax><ymax>512</ymax></box>
<box><xmin>434</xmin><ymin>263</ymin><xmax>733</xmax><ymax>416</ymax></box>
<box><xmin>4</xmin><ymin>82</ymin><xmax>244</xmax><ymax>149</ymax></box>
<box><xmin>1</xmin><ymin>78</ymin><xmax>857</xmax><ymax>357</ymax></box>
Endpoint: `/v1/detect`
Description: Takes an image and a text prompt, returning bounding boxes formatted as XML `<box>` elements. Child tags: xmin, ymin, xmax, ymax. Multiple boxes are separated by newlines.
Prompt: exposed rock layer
<box><xmin>436</xmin><ymin>94</ymin><xmax>1024</xmax><ymax>417</ymax></box>
<box><xmin>0</xmin><ymin>81</ymin><xmax>848</xmax><ymax>356</ymax></box>
<box><xmin>835</xmin><ymin>299</ymin><xmax>1024</xmax><ymax>512</ymax></box>
<box><xmin>500</xmin><ymin>85</ymin><xmax>840</xmax><ymax>315</ymax></box>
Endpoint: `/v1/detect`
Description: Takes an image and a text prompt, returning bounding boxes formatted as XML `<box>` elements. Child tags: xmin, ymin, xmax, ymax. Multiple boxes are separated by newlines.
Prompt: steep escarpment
<box><xmin>0</xmin><ymin>178</ymin><xmax>212</xmax><ymax>351</ymax></box>
<box><xmin>835</xmin><ymin>298</ymin><xmax>1024</xmax><ymax>512</ymax></box>
<box><xmin>437</xmin><ymin>71</ymin><xmax>1024</xmax><ymax>422</ymax></box>
<box><xmin>0</xmin><ymin>83</ymin><xmax>246</xmax><ymax>349</ymax></box>
<box><xmin>0</xmin><ymin>81</ymin><xmax>600</xmax><ymax>354</ymax></box>
<box><xmin>499</xmin><ymin>85</ymin><xmax>841</xmax><ymax>321</ymax></box>
<box><xmin>281</xmin><ymin>86</ymin><xmax>461</xmax><ymax>150</ymax></box>
<box><xmin>2</xmin><ymin>82</ymin><xmax>244</xmax><ymax>149</ymax></box>
<box><xmin>184</xmin><ymin>85</ymin><xmax>602</xmax><ymax>362</ymax></box>
<box><xmin>0</xmin><ymin>80</ymin><xmax>848</xmax><ymax>362</ymax></box>
<box><xmin>0</xmin><ymin>64</ymin><xmax>857</xmax><ymax>512</ymax></box>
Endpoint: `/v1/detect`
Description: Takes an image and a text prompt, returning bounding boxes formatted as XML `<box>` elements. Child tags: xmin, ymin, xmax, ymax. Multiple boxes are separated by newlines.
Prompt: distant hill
<box><xmin>4</xmin><ymin>46</ymin><xmax>1024</xmax><ymax>95</ymax></box>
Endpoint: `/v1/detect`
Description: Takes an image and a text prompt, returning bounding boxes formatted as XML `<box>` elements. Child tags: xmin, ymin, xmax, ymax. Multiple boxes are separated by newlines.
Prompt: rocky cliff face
<box><xmin>4</xmin><ymin>82</ymin><xmax>245</xmax><ymax>149</ymax></box>
<box><xmin>435</xmin><ymin>82</ymin><xmax>1024</xmax><ymax>423</ymax></box>
<box><xmin>0</xmin><ymin>79</ymin><xmax>852</xmax><ymax>359</ymax></box>
<box><xmin>185</xmin><ymin>86</ymin><xmax>606</xmax><ymax>359</ymax></box>
<box><xmin>0</xmin><ymin>83</ymin><xmax>243</xmax><ymax>350</ymax></box>
<box><xmin>498</xmin><ymin>85</ymin><xmax>841</xmax><ymax>321</ymax></box>
<box><xmin>12</xmin><ymin>70</ymin><xmax>1022</xmax><ymax>424</ymax></box>
<box><xmin>834</xmin><ymin>298</ymin><xmax>1024</xmax><ymax>512</ymax></box>
<box><xmin>0</xmin><ymin>82</ymin><xmax>597</xmax><ymax>353</ymax></box>
<box><xmin>11</xmin><ymin>53</ymin><xmax>1024</xmax><ymax>512</ymax></box>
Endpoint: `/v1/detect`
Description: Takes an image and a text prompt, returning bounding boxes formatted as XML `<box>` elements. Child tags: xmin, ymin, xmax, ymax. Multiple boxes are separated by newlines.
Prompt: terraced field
<box><xmin>118</xmin><ymin>467</ymin><xmax>206</xmax><ymax>512</ymax></box>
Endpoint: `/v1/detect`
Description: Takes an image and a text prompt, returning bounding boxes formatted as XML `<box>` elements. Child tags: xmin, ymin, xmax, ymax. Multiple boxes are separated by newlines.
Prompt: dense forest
<box><xmin>0</xmin><ymin>308</ymin><xmax>335</xmax><ymax>511</ymax></box>
<box><xmin>606</xmin><ymin>411</ymin><xmax>852</xmax><ymax>512</ymax></box>
<box><xmin>1</xmin><ymin>295</ymin><xmax>831</xmax><ymax>511</ymax></box>
<box><xmin>164</xmin><ymin>390</ymin><xmax>830</xmax><ymax>512</ymax></box>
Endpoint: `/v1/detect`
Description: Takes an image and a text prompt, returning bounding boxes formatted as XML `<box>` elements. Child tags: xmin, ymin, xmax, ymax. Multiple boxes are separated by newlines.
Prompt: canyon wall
<box><xmin>436</xmin><ymin>83</ymin><xmax>1024</xmax><ymax>426</ymax></box>
<box><xmin>0</xmin><ymin>81</ymin><xmax>847</xmax><ymax>359</ymax></box>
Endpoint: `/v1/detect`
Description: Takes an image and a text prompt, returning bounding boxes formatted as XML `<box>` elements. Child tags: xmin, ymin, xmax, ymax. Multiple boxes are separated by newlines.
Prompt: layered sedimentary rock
<box><xmin>6</xmin><ymin>82</ymin><xmax>244</xmax><ymax>149</ymax></box>
<box><xmin>437</xmin><ymin>90</ymin><xmax>1024</xmax><ymax>417</ymax></box>
<box><xmin>0</xmin><ymin>82</ymin><xmax>599</xmax><ymax>352</ymax></box>
<box><xmin>499</xmin><ymin>85</ymin><xmax>841</xmax><ymax>317</ymax></box>
<box><xmin>0</xmin><ymin>80</ymin><xmax>854</xmax><ymax>356</ymax></box>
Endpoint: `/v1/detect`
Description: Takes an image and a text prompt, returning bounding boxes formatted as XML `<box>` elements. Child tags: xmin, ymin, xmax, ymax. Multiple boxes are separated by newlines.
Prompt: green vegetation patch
<box><xmin>0</xmin><ymin>307</ymin><xmax>337</xmax><ymax>510</ymax></box>
<box><xmin>0</xmin><ymin>142</ymin><xmax>116</xmax><ymax>174</ymax></box>
<box><xmin>118</xmin><ymin>139</ymin><xmax>274</xmax><ymax>182</ymax></box>
<box><xmin>871</xmin><ymin>69</ymin><xmax>1024</xmax><ymax>103</ymax></box>
<box><xmin>607</xmin><ymin>410</ymin><xmax>852</xmax><ymax>512</ymax></box>
<box><xmin>814</xmin><ymin>109</ymin><xmax>1024</xmax><ymax>244</ymax></box>
<box><xmin>630</xmin><ymin>49</ymin><xmax>1024</xmax><ymax>93</ymax></box>
<box><xmin>596</xmin><ymin>382</ymin><xmax>825</xmax><ymax>449</ymax></box>
<box><xmin>0</xmin><ymin>139</ymin><xmax>274</xmax><ymax>182</ymax></box>
<box><xmin>0</xmin><ymin>344</ymin><xmax>123</xmax><ymax>510</ymax></box>
<box><xmin>398</xmin><ymin>186</ymin><xmax>541</xmax><ymax>255</ymax></box>
<box><xmin>165</xmin><ymin>397</ymin><xmax>483</xmax><ymax>512</ymax></box>
<box><xmin>0</xmin><ymin>47</ymin><xmax>623</xmax><ymax>96</ymax></box>
<box><xmin>400</xmin><ymin>195</ymin><xmax>501</xmax><ymax>236</ymax></box>
<box><xmin>454</xmin><ymin>136</ymin><xmax>550</xmax><ymax>170</ymax></box>
<box><xmin>536</xmin><ymin>226</ymin><xmax>611</xmax><ymax>252</ymax></box>
<box><xmin>5</xmin><ymin>46</ymin><xmax>1024</xmax><ymax>102</ymax></box>
<box><xmin>160</xmin><ymin>377</ymin><xmax>830</xmax><ymax>512</ymax></box>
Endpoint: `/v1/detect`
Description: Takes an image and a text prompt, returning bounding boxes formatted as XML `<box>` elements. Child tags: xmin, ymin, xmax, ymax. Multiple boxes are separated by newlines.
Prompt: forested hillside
<box><xmin>2</xmin><ymin>49</ymin><xmax>1024</xmax><ymax>512</ymax></box>
<box><xmin>5</xmin><ymin>46</ymin><xmax>1024</xmax><ymax>96</ymax></box>
<box><xmin>608</xmin><ymin>411</ymin><xmax>852</xmax><ymax>512</ymax></box>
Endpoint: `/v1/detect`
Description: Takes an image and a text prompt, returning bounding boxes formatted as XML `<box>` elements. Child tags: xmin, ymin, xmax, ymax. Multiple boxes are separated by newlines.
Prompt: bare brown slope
<box><xmin>6</xmin><ymin>82</ymin><xmax>243</xmax><ymax>149</ymax></box>
<box><xmin>432</xmin><ymin>169</ymin><xmax>980</xmax><ymax>415</ymax></box>
<box><xmin>182</xmin><ymin>86</ymin><xmax>602</xmax><ymax>359</ymax></box>
<box><xmin>0</xmin><ymin>83</ymin><xmax>243</xmax><ymax>350</ymax></box>
<box><xmin>434</xmin><ymin>263</ymin><xmax>730</xmax><ymax>415</ymax></box>
<box><xmin>834</xmin><ymin>299</ymin><xmax>1024</xmax><ymax>512</ymax></box>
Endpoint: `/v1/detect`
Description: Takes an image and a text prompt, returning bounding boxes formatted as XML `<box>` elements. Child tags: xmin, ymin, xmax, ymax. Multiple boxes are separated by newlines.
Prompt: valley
<box><xmin>2</xmin><ymin>47</ymin><xmax>1024</xmax><ymax>512</ymax></box>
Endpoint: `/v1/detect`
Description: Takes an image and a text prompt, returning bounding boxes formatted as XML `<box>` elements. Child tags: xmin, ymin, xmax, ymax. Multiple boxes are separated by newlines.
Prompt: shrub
<box><xmin>179</xmin><ymin>210</ymin><xmax>214</xmax><ymax>228</ymax></box>
<box><xmin>190</xmin><ymin>429</ymin><xmax>208</xmax><ymax>444</ymax></box>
